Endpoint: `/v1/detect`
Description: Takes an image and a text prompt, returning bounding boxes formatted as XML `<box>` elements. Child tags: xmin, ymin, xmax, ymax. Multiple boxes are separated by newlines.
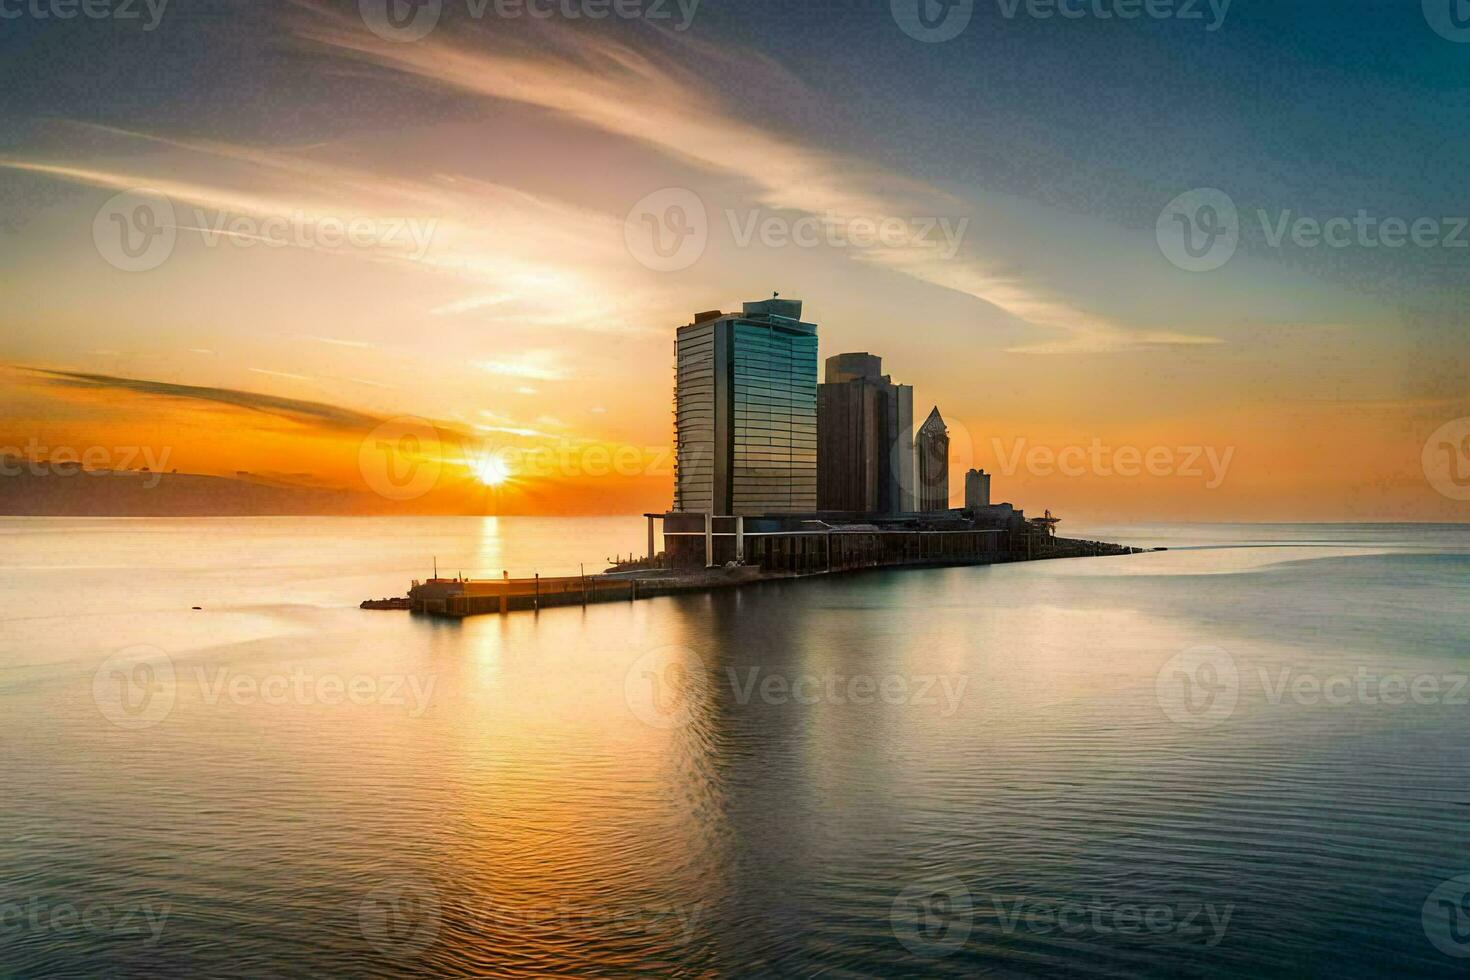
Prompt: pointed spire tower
<box><xmin>915</xmin><ymin>406</ymin><xmax>950</xmax><ymax>512</ymax></box>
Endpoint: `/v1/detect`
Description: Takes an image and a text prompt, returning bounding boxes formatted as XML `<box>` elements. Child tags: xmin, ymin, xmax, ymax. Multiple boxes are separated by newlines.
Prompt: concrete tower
<box><xmin>915</xmin><ymin>406</ymin><xmax>950</xmax><ymax>512</ymax></box>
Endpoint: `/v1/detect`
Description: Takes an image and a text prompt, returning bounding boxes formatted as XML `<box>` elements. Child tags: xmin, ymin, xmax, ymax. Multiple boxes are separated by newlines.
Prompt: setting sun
<box><xmin>470</xmin><ymin>455</ymin><xmax>511</xmax><ymax>487</ymax></box>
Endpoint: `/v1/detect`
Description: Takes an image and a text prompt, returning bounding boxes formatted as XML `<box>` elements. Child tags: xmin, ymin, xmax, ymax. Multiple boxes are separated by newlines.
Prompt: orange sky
<box><xmin>2</xmin><ymin>358</ymin><xmax>1463</xmax><ymax>522</ymax></box>
<box><xmin>2</xmin><ymin>4</ymin><xmax>1467</xmax><ymax>522</ymax></box>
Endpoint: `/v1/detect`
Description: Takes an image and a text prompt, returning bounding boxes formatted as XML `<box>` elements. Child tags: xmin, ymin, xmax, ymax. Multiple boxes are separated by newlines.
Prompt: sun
<box><xmin>470</xmin><ymin>455</ymin><xmax>512</xmax><ymax>487</ymax></box>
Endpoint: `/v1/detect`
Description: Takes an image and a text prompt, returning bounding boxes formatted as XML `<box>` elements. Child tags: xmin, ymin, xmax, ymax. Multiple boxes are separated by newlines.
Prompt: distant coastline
<box><xmin>0</xmin><ymin>466</ymin><xmax>641</xmax><ymax>517</ymax></box>
<box><xmin>0</xmin><ymin>467</ymin><xmax>371</xmax><ymax>517</ymax></box>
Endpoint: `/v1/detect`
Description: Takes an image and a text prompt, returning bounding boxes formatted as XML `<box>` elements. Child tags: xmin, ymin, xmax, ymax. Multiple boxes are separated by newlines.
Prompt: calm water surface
<box><xmin>3</xmin><ymin>518</ymin><xmax>1470</xmax><ymax>977</ymax></box>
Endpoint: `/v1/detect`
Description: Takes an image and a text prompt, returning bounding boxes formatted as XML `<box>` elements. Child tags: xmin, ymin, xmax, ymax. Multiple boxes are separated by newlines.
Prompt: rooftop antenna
<box><xmin>433</xmin><ymin>556</ymin><xmax>438</xmax><ymax>579</ymax></box>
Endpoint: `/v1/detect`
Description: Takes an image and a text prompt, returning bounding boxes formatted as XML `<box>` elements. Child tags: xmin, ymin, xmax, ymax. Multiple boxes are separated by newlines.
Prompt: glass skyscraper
<box><xmin>674</xmin><ymin>299</ymin><xmax>818</xmax><ymax>515</ymax></box>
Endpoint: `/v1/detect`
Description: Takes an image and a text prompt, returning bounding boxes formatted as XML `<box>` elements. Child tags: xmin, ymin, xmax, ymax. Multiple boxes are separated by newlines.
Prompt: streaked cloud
<box><xmin>291</xmin><ymin>5</ymin><xmax>1212</xmax><ymax>354</ymax></box>
<box><xmin>0</xmin><ymin>123</ymin><xmax>654</xmax><ymax>340</ymax></box>
<box><xmin>249</xmin><ymin>368</ymin><xmax>316</xmax><ymax>382</ymax></box>
<box><xmin>474</xmin><ymin>423</ymin><xmax>551</xmax><ymax>439</ymax></box>
<box><xmin>300</xmin><ymin>335</ymin><xmax>375</xmax><ymax>349</ymax></box>
<box><xmin>478</xmin><ymin>352</ymin><xmax>568</xmax><ymax>381</ymax></box>
<box><xmin>27</xmin><ymin>367</ymin><xmax>383</xmax><ymax>431</ymax></box>
<box><xmin>429</xmin><ymin>293</ymin><xmax>514</xmax><ymax>316</ymax></box>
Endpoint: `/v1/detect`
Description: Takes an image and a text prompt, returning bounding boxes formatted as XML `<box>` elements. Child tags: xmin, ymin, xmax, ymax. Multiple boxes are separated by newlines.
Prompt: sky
<box><xmin>1</xmin><ymin>0</ymin><xmax>1468</xmax><ymax>520</ymax></box>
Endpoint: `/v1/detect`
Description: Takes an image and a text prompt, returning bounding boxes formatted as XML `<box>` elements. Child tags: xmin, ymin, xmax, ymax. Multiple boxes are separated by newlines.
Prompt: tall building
<box><xmin>816</xmin><ymin>352</ymin><xmax>914</xmax><ymax>513</ymax></box>
<box><xmin>673</xmin><ymin>298</ymin><xmax>818</xmax><ymax>515</ymax></box>
<box><xmin>916</xmin><ymin>406</ymin><xmax>950</xmax><ymax>512</ymax></box>
<box><xmin>964</xmin><ymin>468</ymin><xmax>991</xmax><ymax>509</ymax></box>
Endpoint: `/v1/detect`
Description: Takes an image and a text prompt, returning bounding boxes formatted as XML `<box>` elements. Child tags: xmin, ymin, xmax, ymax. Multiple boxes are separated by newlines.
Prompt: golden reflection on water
<box><xmin>6</xmin><ymin>520</ymin><xmax>1470</xmax><ymax>975</ymax></box>
<box><xmin>468</xmin><ymin>516</ymin><xmax>503</xmax><ymax>578</ymax></box>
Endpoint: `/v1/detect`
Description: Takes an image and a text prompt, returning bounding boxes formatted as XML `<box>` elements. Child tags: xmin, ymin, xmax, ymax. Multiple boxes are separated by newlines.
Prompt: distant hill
<box><xmin>0</xmin><ymin>465</ymin><xmax>379</xmax><ymax>516</ymax></box>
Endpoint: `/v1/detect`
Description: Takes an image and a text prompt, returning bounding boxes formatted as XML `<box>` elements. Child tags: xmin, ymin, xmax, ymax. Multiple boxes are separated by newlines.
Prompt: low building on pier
<box><xmin>650</xmin><ymin>509</ymin><xmax>1009</xmax><ymax>574</ymax></box>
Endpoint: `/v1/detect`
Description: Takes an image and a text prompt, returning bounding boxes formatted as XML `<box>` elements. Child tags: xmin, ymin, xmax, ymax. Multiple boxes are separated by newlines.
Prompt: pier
<box><xmin>400</xmin><ymin>509</ymin><xmax>1143</xmax><ymax>618</ymax></box>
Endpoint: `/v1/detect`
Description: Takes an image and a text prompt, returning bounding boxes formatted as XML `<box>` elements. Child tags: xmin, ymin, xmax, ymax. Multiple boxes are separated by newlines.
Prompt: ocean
<box><xmin>2</xmin><ymin>517</ymin><xmax>1469</xmax><ymax>977</ymax></box>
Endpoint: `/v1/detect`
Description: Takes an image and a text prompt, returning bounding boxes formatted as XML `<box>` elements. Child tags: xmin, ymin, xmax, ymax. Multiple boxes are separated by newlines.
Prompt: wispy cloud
<box><xmin>249</xmin><ymin>367</ymin><xmax>316</xmax><ymax>382</ymax></box>
<box><xmin>0</xmin><ymin>123</ymin><xmax>652</xmax><ymax>339</ymax></box>
<box><xmin>300</xmin><ymin>334</ymin><xmax>375</xmax><ymax>349</ymax></box>
<box><xmin>478</xmin><ymin>352</ymin><xmax>567</xmax><ymax>381</ymax></box>
<box><xmin>429</xmin><ymin>293</ymin><xmax>514</xmax><ymax>316</ymax></box>
<box><xmin>0</xmin><ymin>12</ymin><xmax>1217</xmax><ymax>356</ymax></box>
<box><xmin>473</xmin><ymin>408</ymin><xmax>553</xmax><ymax>439</ymax></box>
<box><xmin>474</xmin><ymin>423</ymin><xmax>551</xmax><ymax>439</ymax></box>
<box><xmin>27</xmin><ymin>367</ymin><xmax>384</xmax><ymax>431</ymax></box>
<box><xmin>291</xmin><ymin>6</ymin><xmax>1211</xmax><ymax>354</ymax></box>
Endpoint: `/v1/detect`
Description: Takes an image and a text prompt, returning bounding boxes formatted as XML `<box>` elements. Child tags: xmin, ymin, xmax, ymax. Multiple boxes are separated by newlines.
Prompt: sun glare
<box><xmin>471</xmin><ymin>455</ymin><xmax>512</xmax><ymax>487</ymax></box>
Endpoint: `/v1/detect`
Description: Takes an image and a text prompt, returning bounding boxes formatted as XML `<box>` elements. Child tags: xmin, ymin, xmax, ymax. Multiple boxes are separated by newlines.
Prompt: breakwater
<box><xmin>402</xmin><ymin>534</ymin><xmax>1143</xmax><ymax>618</ymax></box>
